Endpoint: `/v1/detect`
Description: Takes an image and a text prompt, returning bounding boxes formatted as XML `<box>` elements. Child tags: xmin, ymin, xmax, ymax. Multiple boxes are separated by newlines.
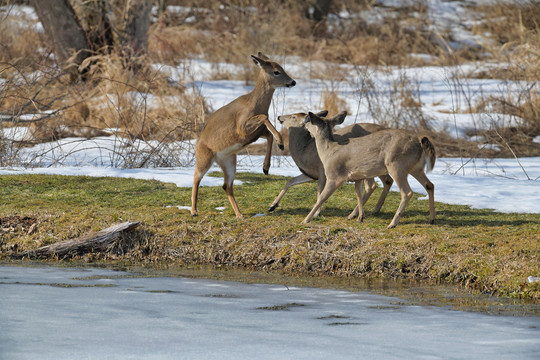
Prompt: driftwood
<box><xmin>14</xmin><ymin>221</ymin><xmax>141</xmax><ymax>259</ymax></box>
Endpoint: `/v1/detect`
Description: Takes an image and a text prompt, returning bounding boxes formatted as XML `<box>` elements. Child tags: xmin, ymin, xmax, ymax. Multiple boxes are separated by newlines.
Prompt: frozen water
<box><xmin>1</xmin><ymin>266</ymin><xmax>539</xmax><ymax>360</ymax></box>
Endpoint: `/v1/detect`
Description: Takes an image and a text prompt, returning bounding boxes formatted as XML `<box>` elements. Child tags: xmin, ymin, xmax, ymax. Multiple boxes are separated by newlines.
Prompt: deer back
<box><xmin>316</xmin><ymin>129</ymin><xmax>426</xmax><ymax>181</ymax></box>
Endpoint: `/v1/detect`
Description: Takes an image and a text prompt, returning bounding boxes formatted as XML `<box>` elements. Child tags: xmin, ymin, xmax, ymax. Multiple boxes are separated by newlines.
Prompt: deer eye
<box><xmin>273</xmin><ymin>70</ymin><xmax>281</xmax><ymax>76</ymax></box>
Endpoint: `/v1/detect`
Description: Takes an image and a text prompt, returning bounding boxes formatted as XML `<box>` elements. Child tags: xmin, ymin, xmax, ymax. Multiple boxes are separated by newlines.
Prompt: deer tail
<box><xmin>420</xmin><ymin>136</ymin><xmax>436</xmax><ymax>173</ymax></box>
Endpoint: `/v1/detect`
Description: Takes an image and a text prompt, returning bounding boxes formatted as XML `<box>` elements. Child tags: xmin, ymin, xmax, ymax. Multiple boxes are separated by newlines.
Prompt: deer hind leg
<box><xmin>411</xmin><ymin>170</ymin><xmax>435</xmax><ymax>224</ymax></box>
<box><xmin>269</xmin><ymin>173</ymin><xmax>314</xmax><ymax>212</ymax></box>
<box><xmin>348</xmin><ymin>177</ymin><xmax>380</xmax><ymax>220</ymax></box>
<box><xmin>217</xmin><ymin>154</ymin><xmax>244</xmax><ymax>219</ymax></box>
<box><xmin>354</xmin><ymin>180</ymin><xmax>365</xmax><ymax>222</ymax></box>
<box><xmin>387</xmin><ymin>169</ymin><xmax>413</xmax><ymax>229</ymax></box>
<box><xmin>302</xmin><ymin>179</ymin><xmax>343</xmax><ymax>224</ymax></box>
<box><xmin>373</xmin><ymin>175</ymin><xmax>393</xmax><ymax>214</ymax></box>
<box><xmin>191</xmin><ymin>145</ymin><xmax>214</xmax><ymax>216</ymax></box>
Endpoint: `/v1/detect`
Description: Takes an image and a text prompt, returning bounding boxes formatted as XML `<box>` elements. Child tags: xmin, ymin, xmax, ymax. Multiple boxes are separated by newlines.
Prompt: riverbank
<box><xmin>1</xmin><ymin>173</ymin><xmax>539</xmax><ymax>300</ymax></box>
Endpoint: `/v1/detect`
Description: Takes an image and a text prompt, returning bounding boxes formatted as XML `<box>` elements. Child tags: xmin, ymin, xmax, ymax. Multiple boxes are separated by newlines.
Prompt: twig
<box><xmin>495</xmin><ymin>130</ymin><xmax>531</xmax><ymax>180</ymax></box>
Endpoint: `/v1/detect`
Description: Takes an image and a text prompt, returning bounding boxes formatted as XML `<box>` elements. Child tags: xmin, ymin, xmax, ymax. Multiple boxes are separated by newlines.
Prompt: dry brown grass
<box><xmin>473</xmin><ymin>0</ymin><xmax>540</xmax><ymax>50</ymax></box>
<box><xmin>0</xmin><ymin>4</ymin><xmax>44</xmax><ymax>65</ymax></box>
<box><xmin>148</xmin><ymin>0</ymin><xmax>458</xmax><ymax>66</ymax></box>
<box><xmin>321</xmin><ymin>89</ymin><xmax>349</xmax><ymax>117</ymax></box>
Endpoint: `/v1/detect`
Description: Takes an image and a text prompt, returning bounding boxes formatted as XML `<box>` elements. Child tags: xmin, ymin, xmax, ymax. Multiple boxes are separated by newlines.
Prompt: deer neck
<box><xmin>312</xmin><ymin>128</ymin><xmax>336</xmax><ymax>156</ymax></box>
<box><xmin>247</xmin><ymin>71</ymin><xmax>275</xmax><ymax>113</ymax></box>
<box><xmin>288</xmin><ymin>126</ymin><xmax>313</xmax><ymax>155</ymax></box>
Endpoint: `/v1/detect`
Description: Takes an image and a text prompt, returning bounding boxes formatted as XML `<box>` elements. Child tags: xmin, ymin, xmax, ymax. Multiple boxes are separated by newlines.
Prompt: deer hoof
<box><xmin>278</xmin><ymin>144</ymin><xmax>285</xmax><ymax>151</ymax></box>
<box><xmin>263</xmin><ymin>168</ymin><xmax>269</xmax><ymax>175</ymax></box>
<box><xmin>430</xmin><ymin>219</ymin><xmax>435</xmax><ymax>225</ymax></box>
<box><xmin>268</xmin><ymin>204</ymin><xmax>277</xmax><ymax>212</ymax></box>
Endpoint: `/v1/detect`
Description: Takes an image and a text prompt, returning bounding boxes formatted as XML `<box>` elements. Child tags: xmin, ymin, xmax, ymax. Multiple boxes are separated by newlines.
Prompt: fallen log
<box><xmin>14</xmin><ymin>221</ymin><xmax>141</xmax><ymax>259</ymax></box>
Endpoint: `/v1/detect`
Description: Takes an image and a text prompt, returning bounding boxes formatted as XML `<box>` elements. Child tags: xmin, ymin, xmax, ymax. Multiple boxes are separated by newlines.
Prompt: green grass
<box><xmin>1</xmin><ymin>172</ymin><xmax>539</xmax><ymax>300</ymax></box>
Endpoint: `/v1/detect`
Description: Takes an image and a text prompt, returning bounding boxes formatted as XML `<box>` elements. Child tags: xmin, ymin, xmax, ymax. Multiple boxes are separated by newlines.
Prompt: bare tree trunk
<box><xmin>31</xmin><ymin>0</ymin><xmax>152</xmax><ymax>75</ymax></box>
<box><xmin>31</xmin><ymin>0</ymin><xmax>91</xmax><ymax>68</ymax></box>
<box><xmin>120</xmin><ymin>0</ymin><xmax>152</xmax><ymax>59</ymax></box>
<box><xmin>72</xmin><ymin>0</ymin><xmax>114</xmax><ymax>54</ymax></box>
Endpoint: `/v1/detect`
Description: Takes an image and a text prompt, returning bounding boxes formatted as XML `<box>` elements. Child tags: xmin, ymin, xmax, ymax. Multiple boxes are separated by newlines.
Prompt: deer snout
<box><xmin>277</xmin><ymin>115</ymin><xmax>284</xmax><ymax>123</ymax></box>
<box><xmin>287</xmin><ymin>80</ymin><xmax>296</xmax><ymax>88</ymax></box>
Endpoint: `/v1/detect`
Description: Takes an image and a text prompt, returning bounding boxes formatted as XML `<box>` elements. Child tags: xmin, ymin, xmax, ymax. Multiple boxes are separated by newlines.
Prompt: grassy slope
<box><xmin>0</xmin><ymin>173</ymin><xmax>539</xmax><ymax>300</ymax></box>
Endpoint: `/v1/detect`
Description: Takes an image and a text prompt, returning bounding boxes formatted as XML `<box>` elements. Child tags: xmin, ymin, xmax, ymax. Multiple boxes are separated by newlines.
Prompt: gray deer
<box><xmin>270</xmin><ymin>111</ymin><xmax>393</xmax><ymax>218</ymax></box>
<box><xmin>303</xmin><ymin>111</ymin><xmax>436</xmax><ymax>228</ymax></box>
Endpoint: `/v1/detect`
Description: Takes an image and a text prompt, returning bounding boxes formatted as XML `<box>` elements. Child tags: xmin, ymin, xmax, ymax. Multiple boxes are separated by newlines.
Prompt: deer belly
<box><xmin>346</xmin><ymin>163</ymin><xmax>386</xmax><ymax>181</ymax></box>
<box><xmin>216</xmin><ymin>143</ymin><xmax>245</xmax><ymax>160</ymax></box>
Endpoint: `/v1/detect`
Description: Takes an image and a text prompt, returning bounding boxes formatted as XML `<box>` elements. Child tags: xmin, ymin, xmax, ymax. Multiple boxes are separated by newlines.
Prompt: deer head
<box><xmin>304</xmin><ymin>111</ymin><xmax>347</xmax><ymax>140</ymax></box>
<box><xmin>277</xmin><ymin>110</ymin><xmax>328</xmax><ymax>129</ymax></box>
<box><xmin>251</xmin><ymin>52</ymin><xmax>296</xmax><ymax>88</ymax></box>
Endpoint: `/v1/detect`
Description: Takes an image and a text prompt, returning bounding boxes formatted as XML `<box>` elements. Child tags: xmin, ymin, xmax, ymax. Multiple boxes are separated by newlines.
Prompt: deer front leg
<box><xmin>269</xmin><ymin>173</ymin><xmax>314</xmax><ymax>212</ymax></box>
<box><xmin>263</xmin><ymin>133</ymin><xmax>273</xmax><ymax>175</ymax></box>
<box><xmin>302</xmin><ymin>179</ymin><xmax>342</xmax><ymax>224</ymax></box>
<box><xmin>313</xmin><ymin>171</ymin><xmax>327</xmax><ymax>217</ymax></box>
<box><xmin>240</xmin><ymin>114</ymin><xmax>284</xmax><ymax>150</ymax></box>
<box><xmin>261</xmin><ymin>116</ymin><xmax>284</xmax><ymax>151</ymax></box>
<box><xmin>240</xmin><ymin>114</ymin><xmax>284</xmax><ymax>175</ymax></box>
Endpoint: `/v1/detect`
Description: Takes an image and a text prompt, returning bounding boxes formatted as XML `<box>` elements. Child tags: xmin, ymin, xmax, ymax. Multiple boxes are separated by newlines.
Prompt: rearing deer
<box><xmin>303</xmin><ymin>111</ymin><xmax>436</xmax><ymax>228</ymax></box>
<box><xmin>191</xmin><ymin>53</ymin><xmax>296</xmax><ymax>218</ymax></box>
<box><xmin>270</xmin><ymin>111</ymin><xmax>393</xmax><ymax>217</ymax></box>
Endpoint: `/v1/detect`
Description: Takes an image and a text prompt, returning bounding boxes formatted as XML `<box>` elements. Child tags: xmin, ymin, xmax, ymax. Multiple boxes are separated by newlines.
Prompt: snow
<box><xmin>1</xmin><ymin>265</ymin><xmax>539</xmax><ymax>360</ymax></box>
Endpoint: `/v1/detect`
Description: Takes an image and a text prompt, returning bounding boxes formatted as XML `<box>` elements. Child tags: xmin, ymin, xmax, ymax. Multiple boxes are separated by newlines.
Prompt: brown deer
<box><xmin>191</xmin><ymin>53</ymin><xmax>296</xmax><ymax>218</ymax></box>
<box><xmin>270</xmin><ymin>111</ymin><xmax>393</xmax><ymax>218</ymax></box>
<box><xmin>302</xmin><ymin>111</ymin><xmax>436</xmax><ymax>228</ymax></box>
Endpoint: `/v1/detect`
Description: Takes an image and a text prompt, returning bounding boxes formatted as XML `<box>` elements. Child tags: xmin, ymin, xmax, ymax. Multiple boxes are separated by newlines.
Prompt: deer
<box><xmin>302</xmin><ymin>111</ymin><xmax>436</xmax><ymax>229</ymax></box>
<box><xmin>191</xmin><ymin>53</ymin><xmax>296</xmax><ymax>218</ymax></box>
<box><xmin>269</xmin><ymin>111</ymin><xmax>393</xmax><ymax>218</ymax></box>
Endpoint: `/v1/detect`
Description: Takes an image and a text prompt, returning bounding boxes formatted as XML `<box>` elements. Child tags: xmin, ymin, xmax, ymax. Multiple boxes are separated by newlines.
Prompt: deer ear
<box><xmin>257</xmin><ymin>52</ymin><xmax>271</xmax><ymax>61</ymax></box>
<box><xmin>315</xmin><ymin>110</ymin><xmax>329</xmax><ymax>118</ymax></box>
<box><xmin>304</xmin><ymin>112</ymin><xmax>315</xmax><ymax>124</ymax></box>
<box><xmin>331</xmin><ymin>111</ymin><xmax>347</xmax><ymax>125</ymax></box>
<box><xmin>251</xmin><ymin>55</ymin><xmax>269</xmax><ymax>69</ymax></box>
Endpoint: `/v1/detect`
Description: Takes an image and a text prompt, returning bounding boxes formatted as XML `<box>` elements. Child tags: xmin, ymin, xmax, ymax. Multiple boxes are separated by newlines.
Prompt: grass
<box><xmin>0</xmin><ymin>172</ymin><xmax>539</xmax><ymax>300</ymax></box>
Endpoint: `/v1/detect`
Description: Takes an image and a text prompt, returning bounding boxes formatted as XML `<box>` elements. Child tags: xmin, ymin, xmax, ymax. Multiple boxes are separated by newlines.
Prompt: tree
<box><xmin>120</xmin><ymin>0</ymin><xmax>153</xmax><ymax>58</ymax></box>
<box><xmin>30</xmin><ymin>0</ymin><xmax>152</xmax><ymax>77</ymax></box>
<box><xmin>31</xmin><ymin>0</ymin><xmax>90</xmax><ymax>67</ymax></box>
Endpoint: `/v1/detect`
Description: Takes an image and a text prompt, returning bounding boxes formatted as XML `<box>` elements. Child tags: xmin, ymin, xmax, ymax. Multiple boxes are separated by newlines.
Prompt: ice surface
<box><xmin>1</xmin><ymin>266</ymin><xmax>539</xmax><ymax>360</ymax></box>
